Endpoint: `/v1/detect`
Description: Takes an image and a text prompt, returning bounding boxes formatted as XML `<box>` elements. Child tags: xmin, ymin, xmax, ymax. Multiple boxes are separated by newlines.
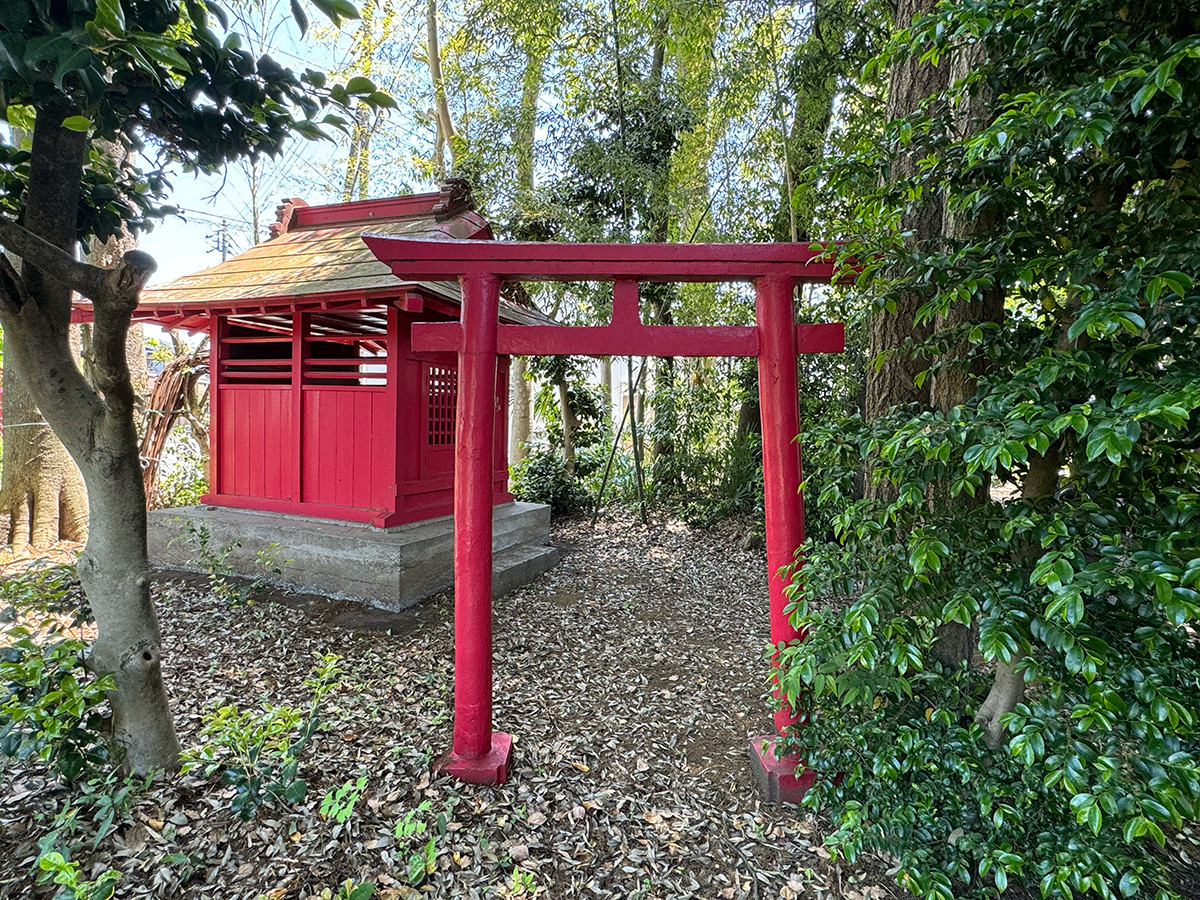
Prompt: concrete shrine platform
<box><xmin>147</xmin><ymin>501</ymin><xmax>559</xmax><ymax>611</ymax></box>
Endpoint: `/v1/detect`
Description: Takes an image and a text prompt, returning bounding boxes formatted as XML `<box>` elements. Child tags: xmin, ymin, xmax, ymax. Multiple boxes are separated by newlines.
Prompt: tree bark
<box><xmin>427</xmin><ymin>0</ymin><xmax>456</xmax><ymax>171</ymax></box>
<box><xmin>514</xmin><ymin>47</ymin><xmax>542</xmax><ymax>195</ymax></box>
<box><xmin>0</xmin><ymin>128</ymin><xmax>89</xmax><ymax>547</ymax></box>
<box><xmin>0</xmin><ymin>102</ymin><xmax>180</xmax><ymax>773</ymax></box>
<box><xmin>0</xmin><ymin>355</ymin><xmax>89</xmax><ymax>545</ymax></box>
<box><xmin>557</xmin><ymin>378</ymin><xmax>578</xmax><ymax>475</ymax></box>
<box><xmin>599</xmin><ymin>357</ymin><xmax>613</xmax><ymax>426</ymax></box>
<box><xmin>864</xmin><ymin>0</ymin><xmax>948</xmax><ymax>499</ymax></box>
<box><xmin>509</xmin><ymin>357</ymin><xmax>531</xmax><ymax>465</ymax></box>
<box><xmin>507</xmin><ymin>48</ymin><xmax>542</xmax><ymax>467</ymax></box>
<box><xmin>930</xmin><ymin>37</ymin><xmax>1004</xmax><ymax>672</ymax></box>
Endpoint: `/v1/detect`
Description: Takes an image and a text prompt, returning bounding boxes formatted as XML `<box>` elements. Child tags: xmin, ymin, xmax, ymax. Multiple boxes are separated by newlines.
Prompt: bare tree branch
<box><xmin>0</xmin><ymin>253</ymin><xmax>30</xmax><ymax>313</ymax></box>
<box><xmin>0</xmin><ymin>213</ymin><xmax>108</xmax><ymax>302</ymax></box>
<box><xmin>90</xmin><ymin>251</ymin><xmax>157</xmax><ymax>416</ymax></box>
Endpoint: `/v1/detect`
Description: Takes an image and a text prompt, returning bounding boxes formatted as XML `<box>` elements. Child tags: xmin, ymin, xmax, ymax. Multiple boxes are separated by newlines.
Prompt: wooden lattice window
<box><xmin>428</xmin><ymin>366</ymin><xmax>457</xmax><ymax>446</ymax></box>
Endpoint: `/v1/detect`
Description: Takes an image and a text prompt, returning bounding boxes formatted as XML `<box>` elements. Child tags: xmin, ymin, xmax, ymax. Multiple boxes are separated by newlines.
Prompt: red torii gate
<box><xmin>364</xmin><ymin>236</ymin><xmax>846</xmax><ymax>801</ymax></box>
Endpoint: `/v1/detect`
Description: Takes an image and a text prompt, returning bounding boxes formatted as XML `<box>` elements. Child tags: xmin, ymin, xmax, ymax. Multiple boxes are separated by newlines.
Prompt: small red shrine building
<box><xmin>134</xmin><ymin>182</ymin><xmax>550</xmax><ymax>529</ymax></box>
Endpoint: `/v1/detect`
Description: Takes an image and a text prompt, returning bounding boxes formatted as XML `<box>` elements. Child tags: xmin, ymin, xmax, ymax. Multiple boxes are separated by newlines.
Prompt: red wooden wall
<box><xmin>205</xmin><ymin>304</ymin><xmax>511</xmax><ymax>528</ymax></box>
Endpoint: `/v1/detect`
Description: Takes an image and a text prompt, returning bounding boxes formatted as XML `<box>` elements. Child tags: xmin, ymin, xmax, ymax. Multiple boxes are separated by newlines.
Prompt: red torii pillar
<box><xmin>364</xmin><ymin>237</ymin><xmax>846</xmax><ymax>801</ymax></box>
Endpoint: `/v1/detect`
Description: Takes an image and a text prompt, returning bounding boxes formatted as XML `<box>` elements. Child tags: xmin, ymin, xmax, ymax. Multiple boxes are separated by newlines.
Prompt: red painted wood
<box><xmin>364</xmin><ymin>236</ymin><xmax>842</xmax><ymax>282</ymax></box>
<box><xmin>291</xmin><ymin>315</ymin><xmax>306</xmax><ymax>504</ymax></box>
<box><xmin>413</xmin><ymin>320</ymin><xmax>844</xmax><ymax>359</ymax></box>
<box><xmin>382</xmin><ymin>305</ymin><xmax>404</xmax><ymax>525</ymax></box>
<box><xmin>203</xmin><ymin>318</ymin><xmax>221</xmax><ymax>503</ymax></box>
<box><xmin>756</xmin><ymin>275</ymin><xmax>807</xmax><ymax>734</ymax></box>
<box><xmin>299</xmin><ymin>388</ymin><xmax>389</xmax><ymax>509</ymax></box>
<box><xmin>361</xmin><ymin>241</ymin><xmax>849</xmax><ymax>787</ymax></box>
<box><xmin>500</xmin><ymin>324</ymin><xmax>757</xmax><ymax>357</ymax></box>
<box><xmin>796</xmin><ymin>322</ymin><xmax>845</xmax><ymax>354</ymax></box>
<box><xmin>452</xmin><ymin>272</ymin><xmax>500</xmax><ymax>763</ymax></box>
<box><xmin>612</xmin><ymin>279</ymin><xmax>640</xmax><ymax>325</ymax></box>
<box><xmin>217</xmin><ymin>387</ymin><xmax>292</xmax><ymax>500</ymax></box>
<box><xmin>292</xmin><ymin>192</ymin><xmax>442</xmax><ymax>228</ymax></box>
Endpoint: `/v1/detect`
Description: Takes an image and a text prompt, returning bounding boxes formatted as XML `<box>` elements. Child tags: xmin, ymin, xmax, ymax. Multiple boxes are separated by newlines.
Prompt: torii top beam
<box><xmin>361</xmin><ymin>235</ymin><xmax>843</xmax><ymax>283</ymax></box>
<box><xmin>363</xmin><ymin>236</ymin><xmax>848</xmax><ymax>358</ymax></box>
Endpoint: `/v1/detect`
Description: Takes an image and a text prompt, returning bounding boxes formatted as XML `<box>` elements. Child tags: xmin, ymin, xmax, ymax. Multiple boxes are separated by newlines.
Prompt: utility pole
<box><xmin>207</xmin><ymin>219</ymin><xmax>230</xmax><ymax>261</ymax></box>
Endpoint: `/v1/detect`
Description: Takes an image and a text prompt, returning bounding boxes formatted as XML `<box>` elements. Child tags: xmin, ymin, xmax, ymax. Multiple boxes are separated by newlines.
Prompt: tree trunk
<box><xmin>0</xmin><ymin>359</ymin><xmax>88</xmax><ymax>545</ymax></box>
<box><xmin>557</xmin><ymin>378</ymin><xmax>578</xmax><ymax>475</ymax></box>
<box><xmin>0</xmin><ymin>128</ymin><xmax>90</xmax><ymax>547</ymax></box>
<box><xmin>427</xmin><ymin>0</ymin><xmax>456</xmax><ymax>170</ymax></box>
<box><xmin>514</xmin><ymin>48</ymin><xmax>542</xmax><ymax>194</ymax></box>
<box><xmin>644</xmin><ymin>20</ymin><xmax>679</xmax><ymax>476</ymax></box>
<box><xmin>929</xmin><ymin>38</ymin><xmax>1004</xmax><ymax>671</ymax></box>
<box><xmin>863</xmin><ymin>0</ymin><xmax>948</xmax><ymax>501</ymax></box>
<box><xmin>0</xmin><ymin>101</ymin><xmax>179</xmax><ymax>773</ymax></box>
<box><xmin>509</xmin><ymin>357</ymin><xmax>531</xmax><ymax>465</ymax></box>
<box><xmin>599</xmin><ymin>357</ymin><xmax>613</xmax><ymax>426</ymax></box>
<box><xmin>507</xmin><ymin>48</ymin><xmax>541</xmax><ymax>468</ymax></box>
<box><xmin>83</xmin><ymin>203</ymin><xmax>150</xmax><ymax>404</ymax></box>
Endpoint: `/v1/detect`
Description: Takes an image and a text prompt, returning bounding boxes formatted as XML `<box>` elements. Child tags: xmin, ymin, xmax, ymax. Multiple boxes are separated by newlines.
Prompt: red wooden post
<box><xmin>439</xmin><ymin>272</ymin><xmax>513</xmax><ymax>784</ymax></box>
<box><xmin>203</xmin><ymin>317</ymin><xmax>221</xmax><ymax>500</ymax></box>
<box><xmin>291</xmin><ymin>313</ymin><xmax>306</xmax><ymax>504</ymax></box>
<box><xmin>365</xmin><ymin>235</ymin><xmax>847</xmax><ymax>800</ymax></box>
<box><xmin>748</xmin><ymin>273</ymin><xmax>815</xmax><ymax>803</ymax></box>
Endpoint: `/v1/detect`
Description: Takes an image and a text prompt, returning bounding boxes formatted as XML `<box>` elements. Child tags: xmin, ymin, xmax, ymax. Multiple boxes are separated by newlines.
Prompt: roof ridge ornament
<box><xmin>432</xmin><ymin>177</ymin><xmax>474</xmax><ymax>221</ymax></box>
<box><xmin>268</xmin><ymin>197</ymin><xmax>308</xmax><ymax>239</ymax></box>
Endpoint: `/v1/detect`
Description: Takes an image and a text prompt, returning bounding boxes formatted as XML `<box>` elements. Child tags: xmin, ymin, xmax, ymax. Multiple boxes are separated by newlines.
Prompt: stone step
<box><xmin>492</xmin><ymin>543</ymin><xmax>560</xmax><ymax>599</ymax></box>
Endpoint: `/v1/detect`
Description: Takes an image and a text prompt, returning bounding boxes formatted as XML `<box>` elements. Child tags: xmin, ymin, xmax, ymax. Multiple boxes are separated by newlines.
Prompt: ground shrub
<box><xmin>0</xmin><ymin>561</ymin><xmax>111</xmax><ymax>783</ymax></box>
<box><xmin>0</xmin><ymin>632</ymin><xmax>114</xmax><ymax>782</ymax></box>
<box><xmin>775</xmin><ymin>1</ymin><xmax>1200</xmax><ymax>898</ymax></box>
<box><xmin>511</xmin><ymin>450</ymin><xmax>592</xmax><ymax>515</ymax></box>
<box><xmin>183</xmin><ymin>653</ymin><xmax>342</xmax><ymax>819</ymax></box>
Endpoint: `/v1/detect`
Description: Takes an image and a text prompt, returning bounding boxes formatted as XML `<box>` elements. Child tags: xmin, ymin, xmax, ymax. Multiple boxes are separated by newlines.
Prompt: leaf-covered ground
<box><xmin>1</xmin><ymin>516</ymin><xmax>1196</xmax><ymax>899</ymax></box>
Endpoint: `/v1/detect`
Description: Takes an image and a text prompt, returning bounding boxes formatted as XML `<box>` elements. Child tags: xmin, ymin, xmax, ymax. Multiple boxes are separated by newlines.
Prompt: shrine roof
<box><xmin>104</xmin><ymin>187</ymin><xmax>553</xmax><ymax>330</ymax></box>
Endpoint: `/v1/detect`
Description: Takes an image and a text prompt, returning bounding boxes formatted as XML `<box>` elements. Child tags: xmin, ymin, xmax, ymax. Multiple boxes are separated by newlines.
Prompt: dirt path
<box><xmin>1</xmin><ymin>515</ymin><xmax>900</xmax><ymax>900</ymax></box>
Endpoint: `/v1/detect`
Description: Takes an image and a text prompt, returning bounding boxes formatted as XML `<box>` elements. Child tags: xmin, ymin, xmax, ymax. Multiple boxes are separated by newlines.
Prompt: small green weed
<box><xmin>184</xmin><ymin>653</ymin><xmax>341</xmax><ymax>819</ymax></box>
<box><xmin>392</xmin><ymin>797</ymin><xmax>457</xmax><ymax>886</ymax></box>
<box><xmin>37</xmin><ymin>851</ymin><xmax>120</xmax><ymax>900</ymax></box>
<box><xmin>319</xmin><ymin>774</ymin><xmax>367</xmax><ymax>823</ymax></box>
<box><xmin>505</xmin><ymin>866</ymin><xmax>539</xmax><ymax>897</ymax></box>
<box><xmin>171</xmin><ymin>522</ymin><xmax>289</xmax><ymax>606</ymax></box>
<box><xmin>393</xmin><ymin>800</ymin><xmax>430</xmax><ymax>840</ymax></box>
<box><xmin>325</xmin><ymin>881</ymin><xmax>374</xmax><ymax>900</ymax></box>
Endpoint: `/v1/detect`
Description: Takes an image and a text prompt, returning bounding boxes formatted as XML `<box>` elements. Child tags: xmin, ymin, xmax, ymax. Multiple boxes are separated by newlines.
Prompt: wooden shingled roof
<box><xmin>106</xmin><ymin>182</ymin><xmax>554</xmax><ymax>331</ymax></box>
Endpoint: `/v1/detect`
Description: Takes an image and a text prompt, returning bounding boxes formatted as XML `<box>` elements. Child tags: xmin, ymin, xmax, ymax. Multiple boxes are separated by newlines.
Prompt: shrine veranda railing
<box><xmin>365</xmin><ymin>235</ymin><xmax>848</xmax><ymax>798</ymax></box>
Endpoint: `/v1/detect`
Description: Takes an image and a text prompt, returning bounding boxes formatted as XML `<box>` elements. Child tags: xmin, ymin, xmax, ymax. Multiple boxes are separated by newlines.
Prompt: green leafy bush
<box><xmin>0</xmin><ymin>631</ymin><xmax>113</xmax><ymax>782</ymax></box>
<box><xmin>155</xmin><ymin>425</ymin><xmax>208</xmax><ymax>509</ymax></box>
<box><xmin>184</xmin><ymin>653</ymin><xmax>341</xmax><ymax>819</ymax></box>
<box><xmin>775</xmin><ymin>1</ymin><xmax>1200</xmax><ymax>898</ymax></box>
<box><xmin>511</xmin><ymin>450</ymin><xmax>592</xmax><ymax>515</ymax></box>
<box><xmin>0</xmin><ymin>559</ymin><xmax>89</xmax><ymax>625</ymax></box>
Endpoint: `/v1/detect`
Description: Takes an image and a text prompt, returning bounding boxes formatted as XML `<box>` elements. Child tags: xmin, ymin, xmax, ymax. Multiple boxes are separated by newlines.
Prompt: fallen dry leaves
<box><xmin>0</xmin><ymin>516</ymin><xmax>914</xmax><ymax>899</ymax></box>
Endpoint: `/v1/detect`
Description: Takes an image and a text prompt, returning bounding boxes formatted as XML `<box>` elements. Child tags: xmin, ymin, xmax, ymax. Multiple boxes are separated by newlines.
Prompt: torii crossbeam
<box><xmin>364</xmin><ymin>236</ymin><xmax>847</xmax><ymax>802</ymax></box>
